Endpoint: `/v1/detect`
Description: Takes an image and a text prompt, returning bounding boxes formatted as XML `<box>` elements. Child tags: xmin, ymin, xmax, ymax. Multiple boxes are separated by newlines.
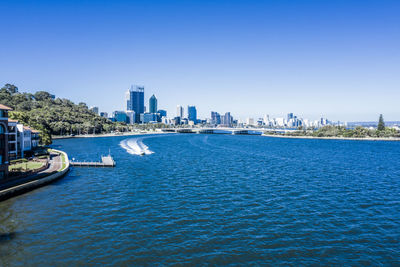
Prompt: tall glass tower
<box><xmin>149</xmin><ymin>95</ymin><xmax>157</xmax><ymax>114</ymax></box>
<box><xmin>188</xmin><ymin>106</ymin><xmax>197</xmax><ymax>124</ymax></box>
<box><xmin>176</xmin><ymin>105</ymin><xmax>184</xmax><ymax>118</ymax></box>
<box><xmin>126</xmin><ymin>85</ymin><xmax>144</xmax><ymax>123</ymax></box>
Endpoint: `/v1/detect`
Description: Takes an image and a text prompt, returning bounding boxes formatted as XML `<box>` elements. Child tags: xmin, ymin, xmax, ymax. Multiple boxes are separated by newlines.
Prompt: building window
<box><xmin>0</xmin><ymin>124</ymin><xmax>5</xmax><ymax>134</ymax></box>
<box><xmin>0</xmin><ymin>171</ymin><xmax>4</xmax><ymax>179</ymax></box>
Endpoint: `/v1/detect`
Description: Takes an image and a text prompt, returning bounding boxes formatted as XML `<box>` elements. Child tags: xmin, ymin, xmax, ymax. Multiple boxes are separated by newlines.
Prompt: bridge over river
<box><xmin>162</xmin><ymin>128</ymin><xmax>297</xmax><ymax>135</ymax></box>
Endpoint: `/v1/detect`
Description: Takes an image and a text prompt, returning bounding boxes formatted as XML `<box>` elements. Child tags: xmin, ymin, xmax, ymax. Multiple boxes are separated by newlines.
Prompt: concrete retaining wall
<box><xmin>0</xmin><ymin>149</ymin><xmax>70</xmax><ymax>201</ymax></box>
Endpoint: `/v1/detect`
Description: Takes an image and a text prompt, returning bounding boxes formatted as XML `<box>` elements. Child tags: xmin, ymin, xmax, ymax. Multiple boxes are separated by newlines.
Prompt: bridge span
<box><xmin>161</xmin><ymin>128</ymin><xmax>293</xmax><ymax>135</ymax></box>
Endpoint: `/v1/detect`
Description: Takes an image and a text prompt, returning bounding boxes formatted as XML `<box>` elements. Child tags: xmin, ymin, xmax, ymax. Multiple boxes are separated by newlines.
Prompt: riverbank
<box><xmin>0</xmin><ymin>149</ymin><xmax>70</xmax><ymax>201</ymax></box>
<box><xmin>262</xmin><ymin>134</ymin><xmax>400</xmax><ymax>141</ymax></box>
<box><xmin>52</xmin><ymin>130</ymin><xmax>171</xmax><ymax>140</ymax></box>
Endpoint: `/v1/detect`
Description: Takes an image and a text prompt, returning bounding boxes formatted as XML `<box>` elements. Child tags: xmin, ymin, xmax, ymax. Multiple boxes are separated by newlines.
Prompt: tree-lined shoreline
<box><xmin>0</xmin><ymin>84</ymin><xmax>129</xmax><ymax>145</ymax></box>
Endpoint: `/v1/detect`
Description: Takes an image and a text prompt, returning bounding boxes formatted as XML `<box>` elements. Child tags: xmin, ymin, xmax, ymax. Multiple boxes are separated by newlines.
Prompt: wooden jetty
<box><xmin>70</xmin><ymin>155</ymin><xmax>116</xmax><ymax>167</ymax></box>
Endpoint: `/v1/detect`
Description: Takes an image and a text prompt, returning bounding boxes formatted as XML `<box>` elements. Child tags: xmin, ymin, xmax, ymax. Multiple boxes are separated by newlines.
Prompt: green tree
<box><xmin>34</xmin><ymin>91</ymin><xmax>53</xmax><ymax>101</ymax></box>
<box><xmin>1</xmin><ymin>83</ymin><xmax>18</xmax><ymax>94</ymax></box>
<box><xmin>377</xmin><ymin>114</ymin><xmax>385</xmax><ymax>131</ymax></box>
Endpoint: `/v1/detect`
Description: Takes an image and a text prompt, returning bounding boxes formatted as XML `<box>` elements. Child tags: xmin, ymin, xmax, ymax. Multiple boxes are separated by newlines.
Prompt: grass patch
<box><xmin>10</xmin><ymin>158</ymin><xmax>28</xmax><ymax>164</ymax></box>
<box><xmin>59</xmin><ymin>152</ymin><xmax>67</xmax><ymax>171</ymax></box>
<box><xmin>9</xmin><ymin>161</ymin><xmax>45</xmax><ymax>172</ymax></box>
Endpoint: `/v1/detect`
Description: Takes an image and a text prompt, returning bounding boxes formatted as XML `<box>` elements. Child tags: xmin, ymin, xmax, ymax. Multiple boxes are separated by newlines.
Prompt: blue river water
<box><xmin>1</xmin><ymin>134</ymin><xmax>400</xmax><ymax>265</ymax></box>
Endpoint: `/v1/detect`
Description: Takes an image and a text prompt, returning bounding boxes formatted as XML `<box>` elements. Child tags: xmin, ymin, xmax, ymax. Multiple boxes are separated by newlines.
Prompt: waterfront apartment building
<box><xmin>21</xmin><ymin>126</ymin><xmax>32</xmax><ymax>153</ymax></box>
<box><xmin>0</xmin><ymin>104</ymin><xmax>12</xmax><ymax>179</ymax></box>
<box><xmin>31</xmin><ymin>130</ymin><xmax>40</xmax><ymax>149</ymax></box>
<box><xmin>149</xmin><ymin>95</ymin><xmax>157</xmax><ymax>114</ymax></box>
<box><xmin>8</xmin><ymin>119</ymin><xmax>18</xmax><ymax>160</ymax></box>
<box><xmin>126</xmin><ymin>85</ymin><xmax>144</xmax><ymax>123</ymax></box>
<box><xmin>16</xmin><ymin>124</ymin><xmax>37</xmax><ymax>158</ymax></box>
<box><xmin>187</xmin><ymin>106</ymin><xmax>197</xmax><ymax>124</ymax></box>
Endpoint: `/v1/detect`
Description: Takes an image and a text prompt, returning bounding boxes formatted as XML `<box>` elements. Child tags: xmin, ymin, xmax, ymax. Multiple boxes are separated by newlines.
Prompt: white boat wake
<box><xmin>120</xmin><ymin>137</ymin><xmax>154</xmax><ymax>156</ymax></box>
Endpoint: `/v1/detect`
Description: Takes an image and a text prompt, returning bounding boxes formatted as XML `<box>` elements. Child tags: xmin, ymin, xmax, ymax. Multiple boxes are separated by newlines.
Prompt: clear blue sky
<box><xmin>1</xmin><ymin>0</ymin><xmax>399</xmax><ymax>121</ymax></box>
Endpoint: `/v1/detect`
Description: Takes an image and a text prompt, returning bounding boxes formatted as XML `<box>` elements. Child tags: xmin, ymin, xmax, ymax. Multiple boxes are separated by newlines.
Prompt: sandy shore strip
<box><xmin>262</xmin><ymin>134</ymin><xmax>400</xmax><ymax>141</ymax></box>
<box><xmin>52</xmin><ymin>131</ymin><xmax>172</xmax><ymax>139</ymax></box>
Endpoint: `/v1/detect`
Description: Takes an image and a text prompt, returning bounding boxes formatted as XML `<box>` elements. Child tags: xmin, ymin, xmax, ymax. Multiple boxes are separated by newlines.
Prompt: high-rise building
<box><xmin>177</xmin><ymin>105</ymin><xmax>184</xmax><ymax>118</ymax></box>
<box><xmin>223</xmin><ymin>112</ymin><xmax>232</xmax><ymax>127</ymax></box>
<box><xmin>287</xmin><ymin>113</ymin><xmax>294</xmax><ymax>122</ymax></box>
<box><xmin>149</xmin><ymin>95</ymin><xmax>157</xmax><ymax>114</ymax></box>
<box><xmin>211</xmin><ymin>111</ymin><xmax>221</xmax><ymax>125</ymax></box>
<box><xmin>187</xmin><ymin>106</ymin><xmax>197</xmax><ymax>124</ymax></box>
<box><xmin>126</xmin><ymin>85</ymin><xmax>144</xmax><ymax>123</ymax></box>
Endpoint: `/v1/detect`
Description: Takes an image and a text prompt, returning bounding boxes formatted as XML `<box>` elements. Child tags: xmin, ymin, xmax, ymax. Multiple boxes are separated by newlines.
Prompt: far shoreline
<box><xmin>262</xmin><ymin>134</ymin><xmax>400</xmax><ymax>141</ymax></box>
<box><xmin>52</xmin><ymin>131</ymin><xmax>400</xmax><ymax>142</ymax></box>
<box><xmin>52</xmin><ymin>131</ymin><xmax>171</xmax><ymax>140</ymax></box>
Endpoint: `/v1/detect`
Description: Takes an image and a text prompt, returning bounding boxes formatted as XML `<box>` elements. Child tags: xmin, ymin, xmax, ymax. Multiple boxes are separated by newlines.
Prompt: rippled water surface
<box><xmin>1</xmin><ymin>134</ymin><xmax>400</xmax><ymax>265</ymax></box>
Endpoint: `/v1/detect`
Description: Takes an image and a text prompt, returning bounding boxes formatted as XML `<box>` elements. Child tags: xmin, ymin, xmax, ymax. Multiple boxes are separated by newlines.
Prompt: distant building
<box><xmin>181</xmin><ymin>118</ymin><xmax>188</xmax><ymax>125</ymax></box>
<box><xmin>0</xmin><ymin>104</ymin><xmax>12</xmax><ymax>179</ymax></box>
<box><xmin>149</xmin><ymin>95</ymin><xmax>158</xmax><ymax>114</ymax></box>
<box><xmin>287</xmin><ymin>113</ymin><xmax>294</xmax><ymax>122</ymax></box>
<box><xmin>100</xmin><ymin>112</ymin><xmax>108</xmax><ymax>118</ymax></box>
<box><xmin>177</xmin><ymin>105</ymin><xmax>184</xmax><ymax>119</ymax></box>
<box><xmin>187</xmin><ymin>106</ymin><xmax>197</xmax><ymax>124</ymax></box>
<box><xmin>113</xmin><ymin>111</ymin><xmax>129</xmax><ymax>123</ymax></box>
<box><xmin>172</xmin><ymin>117</ymin><xmax>181</xmax><ymax>125</ymax></box>
<box><xmin>246</xmin><ymin>118</ymin><xmax>255</xmax><ymax>126</ymax></box>
<box><xmin>143</xmin><ymin>113</ymin><xmax>158</xmax><ymax>123</ymax></box>
<box><xmin>90</xmin><ymin>106</ymin><xmax>99</xmax><ymax>115</ymax></box>
<box><xmin>158</xmin><ymin>110</ymin><xmax>167</xmax><ymax>118</ymax></box>
<box><xmin>211</xmin><ymin>111</ymin><xmax>221</xmax><ymax>125</ymax></box>
<box><xmin>126</xmin><ymin>85</ymin><xmax>144</xmax><ymax>123</ymax></box>
<box><xmin>223</xmin><ymin>112</ymin><xmax>232</xmax><ymax>127</ymax></box>
<box><xmin>126</xmin><ymin>110</ymin><xmax>136</xmax><ymax>125</ymax></box>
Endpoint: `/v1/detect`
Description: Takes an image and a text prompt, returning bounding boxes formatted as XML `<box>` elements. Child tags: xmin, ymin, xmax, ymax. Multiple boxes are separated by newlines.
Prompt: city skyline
<box><xmin>109</xmin><ymin>84</ymin><xmax>341</xmax><ymax>128</ymax></box>
<box><xmin>1</xmin><ymin>0</ymin><xmax>399</xmax><ymax>121</ymax></box>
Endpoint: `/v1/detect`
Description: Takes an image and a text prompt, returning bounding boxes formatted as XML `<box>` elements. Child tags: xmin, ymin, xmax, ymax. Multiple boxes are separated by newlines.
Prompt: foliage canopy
<box><xmin>0</xmin><ymin>84</ymin><xmax>122</xmax><ymax>145</ymax></box>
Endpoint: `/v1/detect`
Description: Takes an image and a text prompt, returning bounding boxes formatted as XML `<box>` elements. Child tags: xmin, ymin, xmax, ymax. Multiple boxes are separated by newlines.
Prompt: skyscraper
<box><xmin>177</xmin><ymin>105</ymin><xmax>184</xmax><ymax>118</ymax></box>
<box><xmin>188</xmin><ymin>106</ymin><xmax>197</xmax><ymax>123</ymax></box>
<box><xmin>149</xmin><ymin>95</ymin><xmax>157</xmax><ymax>114</ymax></box>
<box><xmin>223</xmin><ymin>112</ymin><xmax>232</xmax><ymax>127</ymax></box>
<box><xmin>287</xmin><ymin>113</ymin><xmax>294</xmax><ymax>122</ymax></box>
<box><xmin>211</xmin><ymin>111</ymin><xmax>221</xmax><ymax>125</ymax></box>
<box><xmin>126</xmin><ymin>85</ymin><xmax>144</xmax><ymax>123</ymax></box>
